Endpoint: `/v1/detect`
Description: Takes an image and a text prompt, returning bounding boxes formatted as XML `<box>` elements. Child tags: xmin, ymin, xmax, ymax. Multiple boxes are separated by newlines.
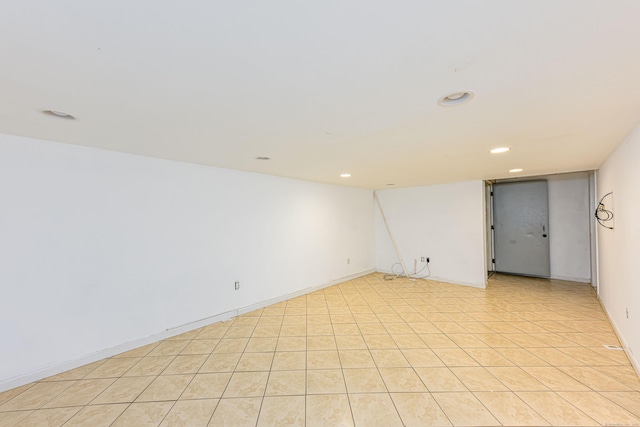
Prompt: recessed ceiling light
<box><xmin>509</xmin><ymin>168</ymin><xmax>523</xmax><ymax>173</ymax></box>
<box><xmin>340</xmin><ymin>173</ymin><xmax>351</xmax><ymax>178</ymax></box>
<box><xmin>438</xmin><ymin>91</ymin><xmax>474</xmax><ymax>107</ymax></box>
<box><xmin>490</xmin><ymin>147</ymin><xmax>510</xmax><ymax>154</ymax></box>
<box><xmin>41</xmin><ymin>109</ymin><xmax>75</xmax><ymax>120</ymax></box>
<box><xmin>256</xmin><ymin>156</ymin><xmax>270</xmax><ymax>160</ymax></box>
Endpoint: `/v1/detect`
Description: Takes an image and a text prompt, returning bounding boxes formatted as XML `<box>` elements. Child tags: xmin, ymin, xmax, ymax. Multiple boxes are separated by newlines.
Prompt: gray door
<box><xmin>493</xmin><ymin>181</ymin><xmax>550</xmax><ymax>277</ymax></box>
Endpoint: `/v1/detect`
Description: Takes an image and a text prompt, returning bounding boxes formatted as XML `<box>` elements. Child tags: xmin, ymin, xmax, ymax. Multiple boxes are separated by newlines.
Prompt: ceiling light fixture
<box><xmin>509</xmin><ymin>168</ymin><xmax>523</xmax><ymax>173</ymax></box>
<box><xmin>438</xmin><ymin>91</ymin><xmax>474</xmax><ymax>107</ymax></box>
<box><xmin>340</xmin><ymin>173</ymin><xmax>351</xmax><ymax>178</ymax></box>
<box><xmin>490</xmin><ymin>147</ymin><xmax>510</xmax><ymax>154</ymax></box>
<box><xmin>256</xmin><ymin>156</ymin><xmax>270</xmax><ymax>160</ymax></box>
<box><xmin>41</xmin><ymin>109</ymin><xmax>75</xmax><ymax>120</ymax></box>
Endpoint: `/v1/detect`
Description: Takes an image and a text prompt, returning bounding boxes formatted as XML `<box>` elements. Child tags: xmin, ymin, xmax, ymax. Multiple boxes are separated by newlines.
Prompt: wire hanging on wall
<box><xmin>595</xmin><ymin>192</ymin><xmax>614</xmax><ymax>230</ymax></box>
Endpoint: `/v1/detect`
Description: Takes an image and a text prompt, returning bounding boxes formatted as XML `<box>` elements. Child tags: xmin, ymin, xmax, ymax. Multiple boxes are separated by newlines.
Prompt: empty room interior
<box><xmin>1</xmin><ymin>1</ymin><xmax>640</xmax><ymax>426</ymax></box>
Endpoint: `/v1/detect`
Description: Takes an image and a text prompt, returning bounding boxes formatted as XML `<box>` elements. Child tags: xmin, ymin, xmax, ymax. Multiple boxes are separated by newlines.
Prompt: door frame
<box><xmin>485</xmin><ymin>172</ymin><xmax>597</xmax><ymax>285</ymax></box>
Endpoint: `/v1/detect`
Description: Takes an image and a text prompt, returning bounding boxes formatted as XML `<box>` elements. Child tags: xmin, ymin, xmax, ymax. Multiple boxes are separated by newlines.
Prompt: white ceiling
<box><xmin>2</xmin><ymin>1</ymin><xmax>640</xmax><ymax>189</ymax></box>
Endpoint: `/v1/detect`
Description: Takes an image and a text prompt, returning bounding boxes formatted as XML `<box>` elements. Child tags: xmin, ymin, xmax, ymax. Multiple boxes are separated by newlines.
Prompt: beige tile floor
<box><xmin>1</xmin><ymin>273</ymin><xmax>640</xmax><ymax>426</ymax></box>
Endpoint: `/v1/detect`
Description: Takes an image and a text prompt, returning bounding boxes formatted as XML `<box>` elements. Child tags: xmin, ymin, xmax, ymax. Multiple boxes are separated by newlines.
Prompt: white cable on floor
<box><xmin>373</xmin><ymin>191</ymin><xmax>414</xmax><ymax>281</ymax></box>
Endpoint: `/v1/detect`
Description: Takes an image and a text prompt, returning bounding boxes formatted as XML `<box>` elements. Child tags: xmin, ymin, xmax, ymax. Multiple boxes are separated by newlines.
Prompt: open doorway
<box><xmin>485</xmin><ymin>172</ymin><xmax>593</xmax><ymax>283</ymax></box>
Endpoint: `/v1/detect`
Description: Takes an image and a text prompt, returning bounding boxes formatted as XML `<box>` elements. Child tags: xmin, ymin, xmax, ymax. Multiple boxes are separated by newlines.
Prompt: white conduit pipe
<box><xmin>373</xmin><ymin>190</ymin><xmax>414</xmax><ymax>281</ymax></box>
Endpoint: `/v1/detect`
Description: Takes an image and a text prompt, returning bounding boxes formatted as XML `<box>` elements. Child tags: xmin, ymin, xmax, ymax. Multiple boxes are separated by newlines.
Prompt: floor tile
<box><xmin>180</xmin><ymin>339</ymin><xmax>219</xmax><ymax>355</ymax></box>
<box><xmin>207</xmin><ymin>397</ymin><xmax>261</xmax><ymax>427</ymax></box>
<box><xmin>85</xmin><ymin>358</ymin><xmax>141</xmax><ymax>379</ymax></box>
<box><xmin>559</xmin><ymin>366</ymin><xmax>632</xmax><ymax>391</ymax></box>
<box><xmin>474</xmin><ymin>391</ymin><xmax>550</xmax><ymax>426</ymax></box>
<box><xmin>431</xmin><ymin>348</ymin><xmax>479</xmax><ymax>367</ymax></box>
<box><xmin>332</xmin><ymin>323</ymin><xmax>361</xmax><ymax>336</ymax></box>
<box><xmin>92</xmin><ymin>376</ymin><xmax>155</xmax><ymax>404</ymax></box>
<box><xmin>592</xmin><ymin>365</ymin><xmax>640</xmax><ymax>391</ymax></box>
<box><xmin>0</xmin><ymin>410</ymin><xmax>33</xmax><ymax>426</ymax></box>
<box><xmin>272</xmin><ymin>351</ymin><xmax>306</xmax><ymax>371</ymax></box>
<box><xmin>136</xmin><ymin>374</ymin><xmax>193</xmax><ymax>402</ymax></box>
<box><xmin>212</xmin><ymin>338</ymin><xmax>249</xmax><ymax>353</ymax></box>
<box><xmin>391</xmin><ymin>392</ymin><xmax>451</xmax><ymax>427</ymax></box>
<box><xmin>370</xmin><ymin>349</ymin><xmax>410</xmax><ymax>367</ymax></box>
<box><xmin>42</xmin><ymin>360</ymin><xmax>107</xmax><ymax>382</ymax></box>
<box><xmin>414</xmin><ymin>367</ymin><xmax>467</xmax><ymax>392</ymax></box>
<box><xmin>244</xmin><ymin>337</ymin><xmax>278</xmax><ymax>353</ymax></box>
<box><xmin>464</xmin><ymin>347</ymin><xmax>514</xmax><ymax>366</ymax></box>
<box><xmin>379</xmin><ymin>368</ymin><xmax>427</xmax><ymax>392</ymax></box>
<box><xmin>159</xmin><ymin>399</ymin><xmax>218</xmax><ymax>427</ymax></box>
<box><xmin>307</xmin><ymin>369</ymin><xmax>346</xmax><ymax>394</ymax></box>
<box><xmin>14</xmin><ymin>406</ymin><xmax>81</xmax><ymax>427</ymax></box>
<box><xmin>40</xmin><ymin>378</ymin><xmax>114</xmax><ymax>408</ymax></box>
<box><xmin>307</xmin><ymin>335</ymin><xmax>337</xmax><ymax>351</ymax></box>
<box><xmin>148</xmin><ymin>340</ymin><xmax>189</xmax><ymax>356</ymax></box>
<box><xmin>307</xmin><ymin>351</ymin><xmax>341</xmax><ymax>369</ymax></box>
<box><xmin>235</xmin><ymin>352</ymin><xmax>274</xmax><ymax>371</ymax></box>
<box><xmin>307</xmin><ymin>323</ymin><xmax>334</xmax><ymax>336</ymax></box>
<box><xmin>401</xmin><ymin>349</ymin><xmax>444</xmax><ymax>367</ymax></box>
<box><xmin>343</xmin><ymin>368</ymin><xmax>387</xmax><ymax>393</ymax></box>
<box><xmin>431</xmin><ymin>392</ymin><xmax>499</xmax><ymax>426</ymax></box>
<box><xmin>450</xmin><ymin>367</ymin><xmax>508</xmax><ymax>391</ymax></box>
<box><xmin>494</xmin><ymin>347</ymin><xmax>548</xmax><ymax>366</ymax></box>
<box><xmin>600</xmin><ymin>391</ymin><xmax>640</xmax><ymax>417</ymax></box>
<box><xmin>3</xmin><ymin>273</ymin><xmax>635</xmax><ymax>427</ymax></box>
<box><xmin>111</xmin><ymin>401</ymin><xmax>173</xmax><ymax>426</ymax></box>
<box><xmin>277</xmin><ymin>336</ymin><xmax>306</xmax><ymax>352</ymax></box>
<box><xmin>516</xmin><ymin>391</ymin><xmax>599</xmax><ymax>426</ymax></box>
<box><xmin>181</xmin><ymin>373</ymin><xmax>231</xmax><ymax>399</ymax></box>
<box><xmin>162</xmin><ymin>354</ymin><xmax>207</xmax><ymax>375</ymax></box>
<box><xmin>558</xmin><ymin>391</ymin><xmax>640</xmax><ymax>425</ymax></box>
<box><xmin>363</xmin><ymin>334</ymin><xmax>397</xmax><ymax>349</ymax></box>
<box><xmin>64</xmin><ymin>403</ymin><xmax>128</xmax><ymax>427</ymax></box>
<box><xmin>522</xmin><ymin>366</ymin><xmax>591</xmax><ymax>391</ymax></box>
<box><xmin>349</xmin><ymin>393</ymin><xmax>403</xmax><ymax>427</ymax></box>
<box><xmin>199</xmin><ymin>353</ymin><xmax>241</xmax><ymax>373</ymax></box>
<box><xmin>257</xmin><ymin>395</ymin><xmax>305</xmax><ymax>427</ymax></box>
<box><xmin>123</xmin><ymin>356</ymin><xmax>174</xmax><ymax>377</ymax></box>
<box><xmin>487</xmin><ymin>367</ymin><xmax>549</xmax><ymax>391</ymax></box>
<box><xmin>0</xmin><ymin>382</ymin><xmax>73</xmax><ymax>411</ymax></box>
<box><xmin>222</xmin><ymin>371</ymin><xmax>269</xmax><ymax>398</ymax></box>
<box><xmin>0</xmin><ymin>384</ymin><xmax>34</xmax><ymax>406</ymax></box>
<box><xmin>265</xmin><ymin>370</ymin><xmax>306</xmax><ymax>396</ymax></box>
<box><xmin>306</xmin><ymin>394</ymin><xmax>354</xmax><ymax>427</ymax></box>
<box><xmin>339</xmin><ymin>350</ymin><xmax>376</xmax><ymax>368</ymax></box>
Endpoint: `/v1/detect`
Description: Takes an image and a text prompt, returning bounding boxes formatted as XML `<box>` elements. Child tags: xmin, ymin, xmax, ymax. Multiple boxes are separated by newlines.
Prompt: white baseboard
<box><xmin>598</xmin><ymin>297</ymin><xmax>640</xmax><ymax>378</ymax></box>
<box><xmin>237</xmin><ymin>268</ymin><xmax>375</xmax><ymax>316</ymax></box>
<box><xmin>0</xmin><ymin>268</ymin><xmax>375</xmax><ymax>393</ymax></box>
<box><xmin>549</xmin><ymin>274</ymin><xmax>592</xmax><ymax>284</ymax></box>
<box><xmin>375</xmin><ymin>269</ymin><xmax>486</xmax><ymax>289</ymax></box>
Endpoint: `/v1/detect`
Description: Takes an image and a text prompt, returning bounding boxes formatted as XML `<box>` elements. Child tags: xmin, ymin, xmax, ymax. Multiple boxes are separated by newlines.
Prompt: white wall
<box><xmin>374</xmin><ymin>181</ymin><xmax>486</xmax><ymax>288</ymax></box>
<box><xmin>597</xmin><ymin>123</ymin><xmax>640</xmax><ymax>373</ymax></box>
<box><xmin>547</xmin><ymin>172</ymin><xmax>592</xmax><ymax>282</ymax></box>
<box><xmin>0</xmin><ymin>134</ymin><xmax>375</xmax><ymax>390</ymax></box>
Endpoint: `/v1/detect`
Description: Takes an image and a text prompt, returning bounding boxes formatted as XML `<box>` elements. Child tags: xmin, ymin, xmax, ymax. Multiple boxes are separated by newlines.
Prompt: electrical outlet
<box><xmin>626</xmin><ymin>307</ymin><xmax>629</xmax><ymax>319</ymax></box>
<box><xmin>347</xmin><ymin>258</ymin><xmax>350</xmax><ymax>264</ymax></box>
<box><xmin>234</xmin><ymin>281</ymin><xmax>240</xmax><ymax>290</ymax></box>
<box><xmin>421</xmin><ymin>256</ymin><xmax>425</xmax><ymax>262</ymax></box>
<box><xmin>426</xmin><ymin>257</ymin><xmax>430</xmax><ymax>263</ymax></box>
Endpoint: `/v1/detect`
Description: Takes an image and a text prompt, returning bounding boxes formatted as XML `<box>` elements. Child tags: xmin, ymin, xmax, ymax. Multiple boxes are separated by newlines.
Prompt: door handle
<box><xmin>542</xmin><ymin>225</ymin><xmax>547</xmax><ymax>238</ymax></box>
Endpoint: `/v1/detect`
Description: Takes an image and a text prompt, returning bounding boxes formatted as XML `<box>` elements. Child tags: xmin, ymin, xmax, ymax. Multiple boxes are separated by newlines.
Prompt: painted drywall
<box><xmin>374</xmin><ymin>181</ymin><xmax>486</xmax><ymax>288</ymax></box>
<box><xmin>0</xmin><ymin>134</ymin><xmax>375</xmax><ymax>389</ymax></box>
<box><xmin>547</xmin><ymin>172</ymin><xmax>592</xmax><ymax>282</ymax></box>
<box><xmin>597</xmin><ymin>122</ymin><xmax>640</xmax><ymax>373</ymax></box>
